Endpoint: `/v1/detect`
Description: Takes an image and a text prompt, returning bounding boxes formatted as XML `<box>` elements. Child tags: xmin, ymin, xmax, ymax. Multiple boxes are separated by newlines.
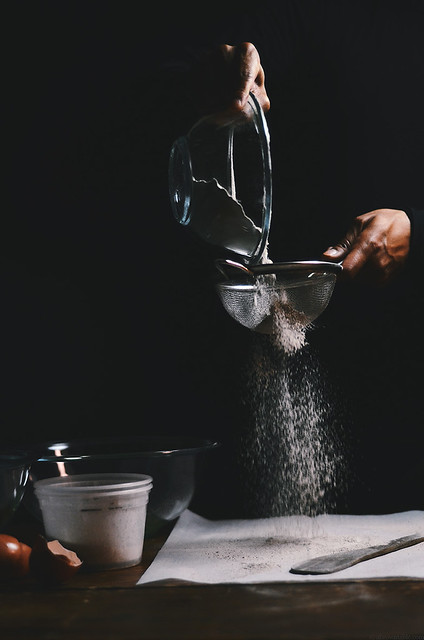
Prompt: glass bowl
<box><xmin>25</xmin><ymin>436</ymin><xmax>219</xmax><ymax>536</ymax></box>
<box><xmin>169</xmin><ymin>92</ymin><xmax>272</xmax><ymax>265</ymax></box>
<box><xmin>0</xmin><ymin>450</ymin><xmax>32</xmax><ymax>531</ymax></box>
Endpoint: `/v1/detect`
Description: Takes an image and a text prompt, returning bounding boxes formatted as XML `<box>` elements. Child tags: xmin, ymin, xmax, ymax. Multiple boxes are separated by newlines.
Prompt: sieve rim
<box><xmin>249</xmin><ymin>260</ymin><xmax>343</xmax><ymax>276</ymax></box>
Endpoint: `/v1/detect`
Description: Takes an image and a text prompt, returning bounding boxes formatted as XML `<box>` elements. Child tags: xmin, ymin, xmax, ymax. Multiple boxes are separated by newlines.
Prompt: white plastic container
<box><xmin>34</xmin><ymin>473</ymin><xmax>153</xmax><ymax>570</ymax></box>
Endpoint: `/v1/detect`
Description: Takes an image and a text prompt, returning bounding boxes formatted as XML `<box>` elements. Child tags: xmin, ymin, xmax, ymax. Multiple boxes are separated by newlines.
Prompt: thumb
<box><xmin>322</xmin><ymin>242</ymin><xmax>350</xmax><ymax>261</ymax></box>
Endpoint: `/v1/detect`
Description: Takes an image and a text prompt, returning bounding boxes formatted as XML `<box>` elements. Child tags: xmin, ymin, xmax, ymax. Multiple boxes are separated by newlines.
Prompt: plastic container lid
<box><xmin>34</xmin><ymin>473</ymin><xmax>153</xmax><ymax>496</ymax></box>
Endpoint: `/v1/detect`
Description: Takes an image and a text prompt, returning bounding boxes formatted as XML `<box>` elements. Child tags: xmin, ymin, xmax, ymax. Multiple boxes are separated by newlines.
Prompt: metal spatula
<box><xmin>290</xmin><ymin>534</ymin><xmax>424</xmax><ymax>575</ymax></box>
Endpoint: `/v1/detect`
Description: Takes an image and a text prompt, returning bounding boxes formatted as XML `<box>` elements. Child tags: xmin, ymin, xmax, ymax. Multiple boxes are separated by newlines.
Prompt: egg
<box><xmin>29</xmin><ymin>534</ymin><xmax>82</xmax><ymax>584</ymax></box>
<box><xmin>0</xmin><ymin>533</ymin><xmax>82</xmax><ymax>584</ymax></box>
<box><xmin>0</xmin><ymin>534</ymin><xmax>31</xmax><ymax>579</ymax></box>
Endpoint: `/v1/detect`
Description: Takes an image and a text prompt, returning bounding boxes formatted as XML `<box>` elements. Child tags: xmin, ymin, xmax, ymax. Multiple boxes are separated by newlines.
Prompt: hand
<box><xmin>322</xmin><ymin>208</ymin><xmax>411</xmax><ymax>285</ymax></box>
<box><xmin>190</xmin><ymin>42</ymin><xmax>270</xmax><ymax>118</ymax></box>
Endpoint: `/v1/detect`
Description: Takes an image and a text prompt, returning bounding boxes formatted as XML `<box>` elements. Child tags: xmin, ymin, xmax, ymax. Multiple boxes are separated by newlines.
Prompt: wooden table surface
<box><xmin>1</xmin><ymin>514</ymin><xmax>424</xmax><ymax>640</ymax></box>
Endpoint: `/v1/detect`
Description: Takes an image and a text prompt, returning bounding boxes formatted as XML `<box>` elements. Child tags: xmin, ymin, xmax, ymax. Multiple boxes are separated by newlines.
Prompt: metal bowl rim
<box><xmin>32</xmin><ymin>437</ymin><xmax>221</xmax><ymax>463</ymax></box>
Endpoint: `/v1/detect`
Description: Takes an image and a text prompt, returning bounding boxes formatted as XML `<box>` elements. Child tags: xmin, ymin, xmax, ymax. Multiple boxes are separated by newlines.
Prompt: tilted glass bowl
<box><xmin>169</xmin><ymin>92</ymin><xmax>272</xmax><ymax>265</ymax></box>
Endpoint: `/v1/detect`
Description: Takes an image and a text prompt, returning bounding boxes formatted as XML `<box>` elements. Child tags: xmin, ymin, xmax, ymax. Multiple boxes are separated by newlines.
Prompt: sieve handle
<box><xmin>215</xmin><ymin>259</ymin><xmax>255</xmax><ymax>279</ymax></box>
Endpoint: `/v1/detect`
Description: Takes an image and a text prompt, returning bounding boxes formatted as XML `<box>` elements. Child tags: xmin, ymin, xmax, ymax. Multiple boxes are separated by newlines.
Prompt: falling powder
<box><xmin>238</xmin><ymin>327</ymin><xmax>347</xmax><ymax>519</ymax></box>
<box><xmin>269</xmin><ymin>299</ymin><xmax>307</xmax><ymax>354</ymax></box>
<box><xmin>192</xmin><ymin>177</ymin><xmax>346</xmax><ymax>517</ymax></box>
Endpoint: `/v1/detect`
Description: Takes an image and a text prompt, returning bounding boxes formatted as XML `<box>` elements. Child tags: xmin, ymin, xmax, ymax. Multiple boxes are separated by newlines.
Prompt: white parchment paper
<box><xmin>137</xmin><ymin>510</ymin><xmax>424</xmax><ymax>585</ymax></box>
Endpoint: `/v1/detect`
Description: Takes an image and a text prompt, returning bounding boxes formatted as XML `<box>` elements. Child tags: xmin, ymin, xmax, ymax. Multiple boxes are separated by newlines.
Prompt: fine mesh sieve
<box><xmin>215</xmin><ymin>260</ymin><xmax>342</xmax><ymax>334</ymax></box>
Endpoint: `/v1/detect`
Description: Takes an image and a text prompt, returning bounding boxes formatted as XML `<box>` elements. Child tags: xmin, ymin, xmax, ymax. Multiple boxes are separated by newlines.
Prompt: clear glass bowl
<box><xmin>169</xmin><ymin>92</ymin><xmax>272</xmax><ymax>265</ymax></box>
<box><xmin>0</xmin><ymin>450</ymin><xmax>32</xmax><ymax>530</ymax></box>
<box><xmin>25</xmin><ymin>436</ymin><xmax>219</xmax><ymax>536</ymax></box>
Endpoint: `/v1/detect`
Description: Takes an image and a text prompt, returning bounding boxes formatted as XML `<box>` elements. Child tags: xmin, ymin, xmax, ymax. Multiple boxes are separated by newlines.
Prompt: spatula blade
<box><xmin>290</xmin><ymin>534</ymin><xmax>424</xmax><ymax>575</ymax></box>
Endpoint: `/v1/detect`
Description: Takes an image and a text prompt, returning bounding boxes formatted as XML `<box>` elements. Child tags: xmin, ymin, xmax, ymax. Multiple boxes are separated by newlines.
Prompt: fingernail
<box><xmin>324</xmin><ymin>247</ymin><xmax>339</xmax><ymax>256</ymax></box>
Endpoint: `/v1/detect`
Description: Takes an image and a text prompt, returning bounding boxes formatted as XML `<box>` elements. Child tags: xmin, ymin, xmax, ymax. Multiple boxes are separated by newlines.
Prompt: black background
<box><xmin>4</xmin><ymin>3</ymin><xmax>223</xmax><ymax>443</ymax></box>
<box><xmin>4</xmin><ymin>2</ymin><xmax>424</xmax><ymax>517</ymax></box>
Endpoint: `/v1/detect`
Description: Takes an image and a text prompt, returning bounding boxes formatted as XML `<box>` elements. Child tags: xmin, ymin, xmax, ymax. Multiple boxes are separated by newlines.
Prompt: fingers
<box><xmin>322</xmin><ymin>241</ymin><xmax>352</xmax><ymax>262</ymax></box>
<box><xmin>227</xmin><ymin>42</ymin><xmax>270</xmax><ymax>112</ymax></box>
<box><xmin>322</xmin><ymin>209</ymin><xmax>411</xmax><ymax>286</ymax></box>
<box><xmin>322</xmin><ymin>222</ymin><xmax>359</xmax><ymax>263</ymax></box>
<box><xmin>191</xmin><ymin>42</ymin><xmax>270</xmax><ymax>117</ymax></box>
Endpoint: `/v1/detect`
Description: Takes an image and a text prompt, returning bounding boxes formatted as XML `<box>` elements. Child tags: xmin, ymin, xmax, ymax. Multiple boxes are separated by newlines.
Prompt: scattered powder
<box><xmin>201</xmin><ymin>530</ymin><xmax>376</xmax><ymax>579</ymax></box>
<box><xmin>239</xmin><ymin>335</ymin><xmax>346</xmax><ymax>519</ymax></box>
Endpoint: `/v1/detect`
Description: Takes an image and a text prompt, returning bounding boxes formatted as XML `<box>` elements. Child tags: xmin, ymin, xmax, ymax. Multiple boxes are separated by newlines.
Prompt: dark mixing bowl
<box><xmin>25</xmin><ymin>436</ymin><xmax>219</xmax><ymax>536</ymax></box>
